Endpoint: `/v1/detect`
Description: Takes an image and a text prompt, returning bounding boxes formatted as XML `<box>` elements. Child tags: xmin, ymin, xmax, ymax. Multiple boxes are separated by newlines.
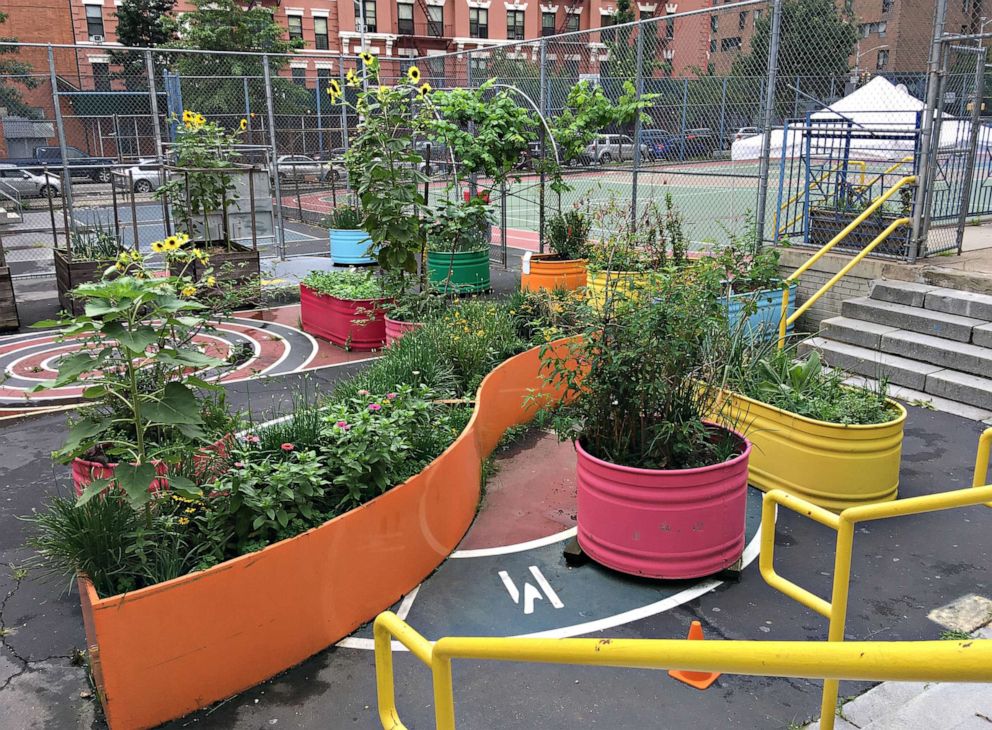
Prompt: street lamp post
<box><xmin>848</xmin><ymin>42</ymin><xmax>889</xmax><ymax>93</ymax></box>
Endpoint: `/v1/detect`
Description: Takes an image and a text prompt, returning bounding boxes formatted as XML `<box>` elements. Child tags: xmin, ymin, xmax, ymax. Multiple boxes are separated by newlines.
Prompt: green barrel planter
<box><xmin>427</xmin><ymin>249</ymin><xmax>490</xmax><ymax>294</ymax></box>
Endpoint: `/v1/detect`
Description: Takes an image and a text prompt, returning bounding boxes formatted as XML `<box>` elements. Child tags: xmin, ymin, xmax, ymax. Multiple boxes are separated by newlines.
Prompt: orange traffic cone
<box><xmin>667</xmin><ymin>621</ymin><xmax>720</xmax><ymax>690</ymax></box>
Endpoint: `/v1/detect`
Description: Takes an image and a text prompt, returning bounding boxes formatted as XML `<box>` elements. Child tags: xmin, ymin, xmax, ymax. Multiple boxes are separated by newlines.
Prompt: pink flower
<box><xmin>281</xmin><ymin>443</ymin><xmax>295</xmax><ymax>452</ymax></box>
<box><xmin>234</xmin><ymin>461</ymin><xmax>245</xmax><ymax>468</ymax></box>
<box><xmin>245</xmin><ymin>434</ymin><xmax>260</xmax><ymax>444</ymax></box>
<box><xmin>386</xmin><ymin>392</ymin><xmax>398</xmax><ymax>400</ymax></box>
<box><xmin>335</xmin><ymin>420</ymin><xmax>351</xmax><ymax>431</ymax></box>
<box><xmin>368</xmin><ymin>403</ymin><xmax>382</xmax><ymax>412</ymax></box>
<box><xmin>357</xmin><ymin>389</ymin><xmax>370</xmax><ymax>396</ymax></box>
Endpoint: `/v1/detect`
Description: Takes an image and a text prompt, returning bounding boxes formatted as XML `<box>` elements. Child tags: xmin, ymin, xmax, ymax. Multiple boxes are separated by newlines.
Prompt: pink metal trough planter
<box><xmin>575</xmin><ymin>427</ymin><xmax>751</xmax><ymax>580</ymax></box>
<box><xmin>384</xmin><ymin>316</ymin><xmax>423</xmax><ymax>346</ymax></box>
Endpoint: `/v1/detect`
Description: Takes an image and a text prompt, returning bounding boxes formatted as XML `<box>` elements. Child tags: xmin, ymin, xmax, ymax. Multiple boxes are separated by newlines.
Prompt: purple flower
<box><xmin>368</xmin><ymin>403</ymin><xmax>382</xmax><ymax>412</ymax></box>
<box><xmin>335</xmin><ymin>420</ymin><xmax>351</xmax><ymax>431</ymax></box>
<box><xmin>386</xmin><ymin>392</ymin><xmax>398</xmax><ymax>400</ymax></box>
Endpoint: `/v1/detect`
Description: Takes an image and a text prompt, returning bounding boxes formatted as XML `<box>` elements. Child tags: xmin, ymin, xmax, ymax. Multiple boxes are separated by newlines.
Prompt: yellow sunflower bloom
<box><xmin>181</xmin><ymin>285</ymin><xmax>197</xmax><ymax>297</ymax></box>
<box><xmin>346</xmin><ymin>68</ymin><xmax>359</xmax><ymax>88</ymax></box>
<box><xmin>417</xmin><ymin>82</ymin><xmax>433</xmax><ymax>98</ymax></box>
<box><xmin>177</xmin><ymin>517</ymin><xmax>190</xmax><ymax>526</ymax></box>
<box><xmin>326</xmin><ymin>79</ymin><xmax>343</xmax><ymax>100</ymax></box>
<box><xmin>377</xmin><ymin>84</ymin><xmax>389</xmax><ymax>100</ymax></box>
<box><xmin>194</xmin><ymin>113</ymin><xmax>205</xmax><ymax>127</ymax></box>
<box><xmin>181</xmin><ymin>110</ymin><xmax>193</xmax><ymax>123</ymax></box>
<box><xmin>239</xmin><ymin>118</ymin><xmax>248</xmax><ymax>131</ymax></box>
<box><xmin>164</xmin><ymin>235</ymin><xmax>179</xmax><ymax>251</ymax></box>
<box><xmin>176</xmin><ymin>232</ymin><xmax>190</xmax><ymax>246</ymax></box>
<box><xmin>151</xmin><ymin>240</ymin><xmax>165</xmax><ymax>253</ymax></box>
<box><xmin>359</xmin><ymin>51</ymin><xmax>375</xmax><ymax>66</ymax></box>
<box><xmin>406</xmin><ymin>65</ymin><xmax>421</xmax><ymax>84</ymax></box>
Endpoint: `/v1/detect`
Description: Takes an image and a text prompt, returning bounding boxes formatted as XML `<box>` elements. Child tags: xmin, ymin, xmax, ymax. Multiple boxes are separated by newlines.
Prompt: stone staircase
<box><xmin>801</xmin><ymin>280</ymin><xmax>992</xmax><ymax>413</ymax></box>
<box><xmin>0</xmin><ymin>205</ymin><xmax>21</xmax><ymax>226</ymax></box>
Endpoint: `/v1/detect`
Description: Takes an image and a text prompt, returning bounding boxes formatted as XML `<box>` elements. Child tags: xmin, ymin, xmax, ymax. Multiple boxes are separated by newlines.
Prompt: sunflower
<box><xmin>239</xmin><ymin>118</ymin><xmax>248</xmax><ymax>131</ymax></box>
<box><xmin>164</xmin><ymin>235</ymin><xmax>180</xmax><ymax>251</ymax></box>
<box><xmin>359</xmin><ymin>51</ymin><xmax>375</xmax><ymax>67</ymax></box>
<box><xmin>406</xmin><ymin>65</ymin><xmax>421</xmax><ymax>84</ymax></box>
<box><xmin>181</xmin><ymin>110</ymin><xmax>193</xmax><ymax>123</ymax></box>
<box><xmin>176</xmin><ymin>232</ymin><xmax>190</xmax><ymax>246</ymax></box>
<box><xmin>151</xmin><ymin>240</ymin><xmax>165</xmax><ymax>253</ymax></box>
<box><xmin>417</xmin><ymin>82</ymin><xmax>433</xmax><ymax>98</ymax></box>
<box><xmin>377</xmin><ymin>84</ymin><xmax>389</xmax><ymax>100</ymax></box>
<box><xmin>326</xmin><ymin>79</ymin><xmax>343</xmax><ymax>100</ymax></box>
<box><xmin>193</xmin><ymin>113</ymin><xmax>205</xmax><ymax>127</ymax></box>
<box><xmin>345</xmin><ymin>68</ymin><xmax>359</xmax><ymax>88</ymax></box>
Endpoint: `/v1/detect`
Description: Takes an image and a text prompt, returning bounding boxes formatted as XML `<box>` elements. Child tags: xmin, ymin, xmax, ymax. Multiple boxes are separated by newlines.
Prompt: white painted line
<box><xmin>395</xmin><ymin>585</ymin><xmax>420</xmax><ymax>621</ymax></box>
<box><xmin>498</xmin><ymin>570</ymin><xmax>520</xmax><ymax>604</ymax></box>
<box><xmin>529</xmin><ymin>565</ymin><xmax>564</xmax><ymax>609</ymax></box>
<box><xmin>451</xmin><ymin>527</ymin><xmax>577</xmax><ymax>558</ymax></box>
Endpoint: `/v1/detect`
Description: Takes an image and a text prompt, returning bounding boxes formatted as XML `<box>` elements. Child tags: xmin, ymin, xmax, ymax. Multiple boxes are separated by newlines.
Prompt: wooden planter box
<box><xmin>54</xmin><ymin>249</ymin><xmax>115</xmax><ymax>315</ymax></box>
<box><xmin>0</xmin><ymin>266</ymin><xmax>19</xmax><ymax>331</ymax></box>
<box><xmin>77</xmin><ymin>339</ymin><xmax>573</xmax><ymax>730</ymax></box>
<box><xmin>170</xmin><ymin>241</ymin><xmax>261</xmax><ymax>304</ymax></box>
<box><xmin>808</xmin><ymin>208</ymin><xmax>912</xmax><ymax>258</ymax></box>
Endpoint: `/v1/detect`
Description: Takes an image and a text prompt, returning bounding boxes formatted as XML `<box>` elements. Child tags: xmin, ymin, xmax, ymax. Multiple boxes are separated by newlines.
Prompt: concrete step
<box><xmin>841</xmin><ymin>297</ymin><xmax>984</xmax><ymax>343</ymax></box>
<box><xmin>870</xmin><ymin>280</ymin><xmax>938</xmax><ymax>307</ymax></box>
<box><xmin>879</xmin><ymin>329</ymin><xmax>992</xmax><ymax>379</ymax></box>
<box><xmin>858</xmin><ymin>682</ymin><xmax>992</xmax><ymax>729</ymax></box>
<box><xmin>800</xmin><ymin>337</ymin><xmax>945</xmax><ymax>391</ymax></box>
<box><xmin>820</xmin><ymin>316</ymin><xmax>899</xmax><ymax>350</ymax></box>
<box><xmin>925</xmin><ymin>369</ymin><xmax>992</xmax><ymax>411</ymax></box>
<box><xmin>871</xmin><ymin>279</ymin><xmax>992</xmax><ymax>322</ymax></box>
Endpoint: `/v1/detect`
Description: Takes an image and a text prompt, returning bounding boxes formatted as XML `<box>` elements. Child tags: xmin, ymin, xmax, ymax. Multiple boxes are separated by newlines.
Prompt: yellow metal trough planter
<box><xmin>716</xmin><ymin>390</ymin><xmax>906</xmax><ymax>511</ymax></box>
<box><xmin>585</xmin><ymin>270</ymin><xmax>652</xmax><ymax>310</ymax></box>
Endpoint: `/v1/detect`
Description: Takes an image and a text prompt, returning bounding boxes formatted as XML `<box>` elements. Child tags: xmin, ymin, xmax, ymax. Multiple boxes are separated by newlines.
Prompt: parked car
<box><xmin>112</xmin><ymin>160</ymin><xmax>163</xmax><ymax>193</ymax></box>
<box><xmin>584</xmin><ymin>134</ymin><xmax>650</xmax><ymax>164</ymax></box>
<box><xmin>4</xmin><ymin>146</ymin><xmax>117</xmax><ymax>183</ymax></box>
<box><xmin>413</xmin><ymin>140</ymin><xmax>452</xmax><ymax>174</ymax></box>
<box><xmin>272</xmin><ymin>155</ymin><xmax>344</xmax><ymax>183</ymax></box>
<box><xmin>0</xmin><ymin>164</ymin><xmax>60</xmax><ymax>197</ymax></box>
<box><xmin>734</xmin><ymin>126</ymin><xmax>761</xmax><ymax>143</ymax></box>
<box><xmin>647</xmin><ymin>128</ymin><xmax>720</xmax><ymax>160</ymax></box>
<box><xmin>640</xmin><ymin>129</ymin><xmax>673</xmax><ymax>160</ymax></box>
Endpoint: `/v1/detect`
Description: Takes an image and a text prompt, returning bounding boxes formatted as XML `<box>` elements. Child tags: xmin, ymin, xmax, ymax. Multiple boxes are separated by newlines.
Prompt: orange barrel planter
<box><xmin>299</xmin><ymin>283</ymin><xmax>387</xmax><ymax>351</ymax></box>
<box><xmin>575</xmin><ymin>425</ymin><xmax>751</xmax><ymax>579</ymax></box>
<box><xmin>77</xmin><ymin>339</ymin><xmax>573</xmax><ymax>730</ymax></box>
<box><xmin>521</xmin><ymin>254</ymin><xmax>588</xmax><ymax>293</ymax></box>
<box><xmin>384</xmin><ymin>317</ymin><xmax>422</xmax><ymax>346</ymax></box>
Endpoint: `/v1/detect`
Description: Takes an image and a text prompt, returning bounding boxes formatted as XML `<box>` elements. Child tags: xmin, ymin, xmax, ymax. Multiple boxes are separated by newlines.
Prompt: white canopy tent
<box><xmin>731</xmin><ymin>76</ymin><xmax>992</xmax><ymax>161</ymax></box>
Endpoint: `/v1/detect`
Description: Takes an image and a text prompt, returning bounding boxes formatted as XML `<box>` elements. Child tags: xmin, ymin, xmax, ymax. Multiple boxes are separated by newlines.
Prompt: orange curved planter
<box><xmin>77</xmin><ymin>340</ymin><xmax>570</xmax><ymax>730</ymax></box>
<box><xmin>521</xmin><ymin>254</ymin><xmax>588</xmax><ymax>292</ymax></box>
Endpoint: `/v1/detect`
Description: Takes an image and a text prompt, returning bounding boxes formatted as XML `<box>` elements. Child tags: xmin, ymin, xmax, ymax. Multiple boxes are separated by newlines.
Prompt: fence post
<box><xmin>910</xmin><ymin>0</ymin><xmax>949</xmax><ymax>263</ymax></box>
<box><xmin>47</xmin><ymin>45</ymin><xmax>74</xmax><ymax>218</ymax></box>
<box><xmin>242</xmin><ymin>76</ymin><xmax>251</xmax><ymax>143</ymax></box>
<box><xmin>339</xmin><ymin>57</ymin><xmax>349</xmax><ymax>150</ymax></box>
<box><xmin>262</xmin><ymin>54</ymin><xmax>287</xmax><ymax>258</ymax></box>
<box><xmin>631</xmin><ymin>28</ymin><xmax>645</xmax><ymax>230</ymax></box>
<box><xmin>145</xmin><ymin>51</ymin><xmax>164</xmax><ymax>161</ymax></box>
<box><xmin>753</xmin><ymin>0</ymin><xmax>784</xmax><ymax>247</ymax></box>
<box><xmin>679</xmin><ymin>78</ymin><xmax>688</xmax><ymax>161</ymax></box>
<box><xmin>955</xmin><ymin>42</ymin><xmax>986</xmax><ymax>253</ymax></box>
<box><xmin>538</xmin><ymin>39</ymin><xmax>547</xmax><ymax>253</ymax></box>
<box><xmin>718</xmin><ymin>76</ymin><xmax>728</xmax><ymax>152</ymax></box>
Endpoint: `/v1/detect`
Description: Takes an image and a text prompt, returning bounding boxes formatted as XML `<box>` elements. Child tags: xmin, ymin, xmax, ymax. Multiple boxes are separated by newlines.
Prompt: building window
<box><xmin>665</xmin><ymin>13</ymin><xmax>674</xmax><ymax>39</ymax></box>
<box><xmin>469</xmin><ymin>56</ymin><xmax>488</xmax><ymax>81</ymax></box>
<box><xmin>292</xmin><ymin>67</ymin><xmax>306</xmax><ymax>86</ymax></box>
<box><xmin>709</xmin><ymin>38</ymin><xmax>716</xmax><ymax>52</ymax></box>
<box><xmin>397</xmin><ymin>3</ymin><xmax>413</xmax><ymax>34</ymax></box>
<box><xmin>92</xmin><ymin>62</ymin><xmax>111</xmax><ymax>91</ymax></box>
<box><xmin>882</xmin><ymin>0</ymin><xmax>893</xmax><ymax>11</ymax></box>
<box><xmin>542</xmin><ymin>11</ymin><xmax>556</xmax><ymax>36</ymax></box>
<box><xmin>565</xmin><ymin>13</ymin><xmax>579</xmax><ymax>32</ymax></box>
<box><xmin>720</xmin><ymin>36</ymin><xmax>741</xmax><ymax>51</ymax></box>
<box><xmin>287</xmin><ymin>15</ymin><xmax>303</xmax><ymax>40</ymax></box>
<box><xmin>640</xmin><ymin>9</ymin><xmax>654</xmax><ymax>20</ymax></box>
<box><xmin>876</xmin><ymin>49</ymin><xmax>889</xmax><ymax>69</ymax></box>
<box><xmin>427</xmin><ymin>55</ymin><xmax>445</xmax><ymax>82</ymax></box>
<box><xmin>739</xmin><ymin>10</ymin><xmax>747</xmax><ymax>29</ymax></box>
<box><xmin>564</xmin><ymin>58</ymin><xmax>579</xmax><ymax>78</ymax></box>
<box><xmin>85</xmin><ymin>5</ymin><xmax>105</xmax><ymax>38</ymax></box>
<box><xmin>508</xmin><ymin>9</ymin><xmax>525</xmax><ymax>40</ymax></box>
<box><xmin>754</xmin><ymin>9</ymin><xmax>763</xmax><ymax>21</ymax></box>
<box><xmin>710</xmin><ymin>14</ymin><xmax>718</xmax><ymax>32</ymax></box>
<box><xmin>314</xmin><ymin>17</ymin><xmax>328</xmax><ymax>50</ymax></box>
<box><xmin>356</xmin><ymin>1</ymin><xmax>377</xmax><ymax>33</ymax></box>
<box><xmin>601</xmin><ymin>13</ymin><xmax>616</xmax><ymax>28</ymax></box>
<box><xmin>427</xmin><ymin>5</ymin><xmax>443</xmax><ymax>36</ymax></box>
<box><xmin>469</xmin><ymin>8</ymin><xmax>488</xmax><ymax>38</ymax></box>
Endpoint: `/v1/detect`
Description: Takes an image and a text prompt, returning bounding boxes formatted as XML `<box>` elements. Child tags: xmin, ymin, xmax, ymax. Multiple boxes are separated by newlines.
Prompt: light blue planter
<box><xmin>329</xmin><ymin>228</ymin><xmax>374</xmax><ymax>265</ymax></box>
<box><xmin>724</xmin><ymin>281</ymin><xmax>798</xmax><ymax>341</ymax></box>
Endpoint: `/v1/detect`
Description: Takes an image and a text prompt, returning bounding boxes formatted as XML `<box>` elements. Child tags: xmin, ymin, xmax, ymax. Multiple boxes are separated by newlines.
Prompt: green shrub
<box><xmin>302</xmin><ymin>269</ymin><xmax>386</xmax><ymax>300</ymax></box>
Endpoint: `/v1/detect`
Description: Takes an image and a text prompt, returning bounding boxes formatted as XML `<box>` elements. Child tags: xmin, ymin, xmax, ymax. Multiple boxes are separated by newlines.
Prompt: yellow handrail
<box><xmin>761</xmin><ymin>428</ymin><xmax>992</xmax><ymax>730</ymax></box>
<box><xmin>373</xmin><ymin>611</ymin><xmax>992</xmax><ymax>730</ymax></box>
<box><xmin>777</xmin><ymin>175</ymin><xmax>917</xmax><ymax>347</ymax></box>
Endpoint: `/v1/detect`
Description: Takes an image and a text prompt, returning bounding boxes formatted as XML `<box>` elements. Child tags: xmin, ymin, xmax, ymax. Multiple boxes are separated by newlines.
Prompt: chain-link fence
<box><xmin>0</xmin><ymin>0</ymin><xmax>988</xmax><ymax>279</ymax></box>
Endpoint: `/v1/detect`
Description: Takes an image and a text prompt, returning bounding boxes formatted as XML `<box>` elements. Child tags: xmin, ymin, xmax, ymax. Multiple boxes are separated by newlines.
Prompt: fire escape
<box><xmin>394</xmin><ymin>0</ymin><xmax>454</xmax><ymax>58</ymax></box>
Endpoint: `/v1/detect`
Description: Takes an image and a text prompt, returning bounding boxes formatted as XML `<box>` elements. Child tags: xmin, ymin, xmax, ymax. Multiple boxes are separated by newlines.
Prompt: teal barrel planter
<box><xmin>427</xmin><ymin>249</ymin><xmax>491</xmax><ymax>294</ymax></box>
<box><xmin>329</xmin><ymin>228</ymin><xmax>374</xmax><ymax>265</ymax></box>
<box><xmin>725</xmin><ymin>281</ymin><xmax>798</xmax><ymax>341</ymax></box>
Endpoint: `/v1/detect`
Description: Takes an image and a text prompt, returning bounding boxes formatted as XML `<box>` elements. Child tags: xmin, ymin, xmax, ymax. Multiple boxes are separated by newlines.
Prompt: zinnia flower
<box><xmin>368</xmin><ymin>403</ymin><xmax>382</xmax><ymax>412</ymax></box>
<box><xmin>406</xmin><ymin>65</ymin><xmax>421</xmax><ymax>84</ymax></box>
<box><xmin>335</xmin><ymin>420</ymin><xmax>350</xmax><ymax>430</ymax></box>
<box><xmin>281</xmin><ymin>443</ymin><xmax>294</xmax><ymax>451</ymax></box>
<box><xmin>234</xmin><ymin>461</ymin><xmax>245</xmax><ymax>468</ymax></box>
<box><xmin>246</xmin><ymin>434</ymin><xmax>261</xmax><ymax>444</ymax></box>
<box><xmin>386</xmin><ymin>392</ymin><xmax>397</xmax><ymax>399</ymax></box>
<box><xmin>358</xmin><ymin>389</ymin><xmax>370</xmax><ymax>396</ymax></box>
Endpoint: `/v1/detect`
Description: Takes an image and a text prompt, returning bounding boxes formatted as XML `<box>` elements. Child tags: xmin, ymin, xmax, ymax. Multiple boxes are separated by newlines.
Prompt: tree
<box><xmin>110</xmin><ymin>0</ymin><xmax>177</xmax><ymax>89</ymax></box>
<box><xmin>0</xmin><ymin>12</ymin><xmax>40</xmax><ymax>119</ymax></box>
<box><xmin>175</xmin><ymin>0</ymin><xmax>308</xmax><ymax>121</ymax></box>
<box><xmin>732</xmin><ymin>0</ymin><xmax>857</xmax><ymax>116</ymax></box>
